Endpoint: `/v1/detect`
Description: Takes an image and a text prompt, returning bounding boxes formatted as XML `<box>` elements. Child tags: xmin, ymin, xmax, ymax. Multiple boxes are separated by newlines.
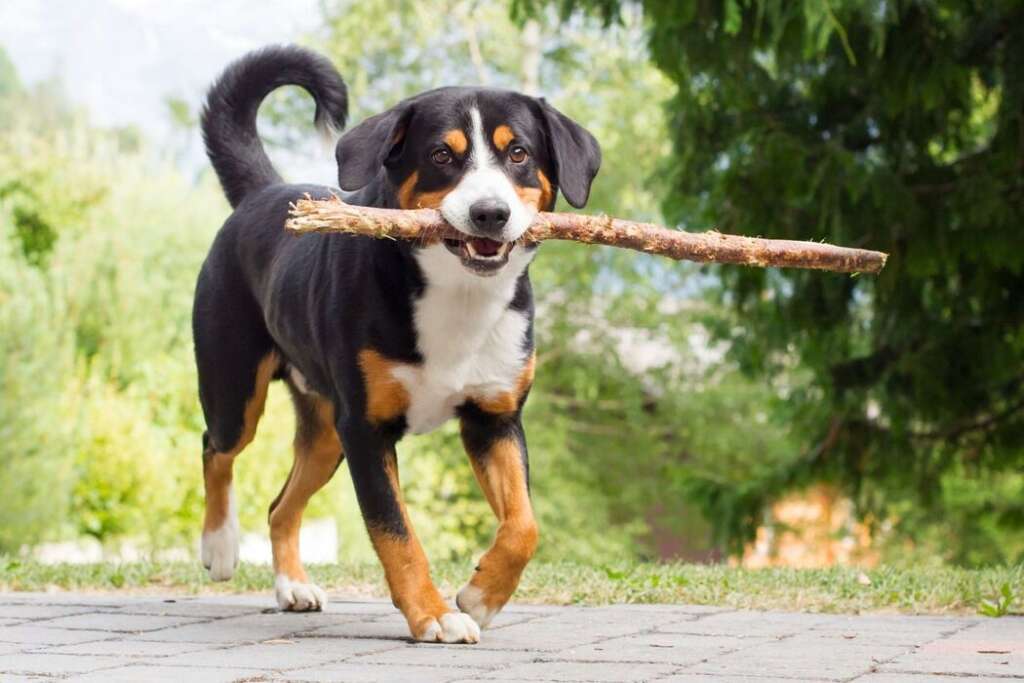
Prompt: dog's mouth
<box><xmin>442</xmin><ymin>235</ymin><xmax>514</xmax><ymax>275</ymax></box>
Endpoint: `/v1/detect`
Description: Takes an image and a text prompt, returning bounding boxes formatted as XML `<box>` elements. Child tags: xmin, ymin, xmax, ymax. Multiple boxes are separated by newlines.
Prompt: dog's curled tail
<box><xmin>201</xmin><ymin>45</ymin><xmax>348</xmax><ymax>208</ymax></box>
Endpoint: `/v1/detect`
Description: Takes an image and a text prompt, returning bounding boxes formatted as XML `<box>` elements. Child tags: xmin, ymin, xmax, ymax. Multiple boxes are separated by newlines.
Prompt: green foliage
<box><xmin>0</xmin><ymin>45</ymin><xmax>20</xmax><ymax>106</ymax></box>
<box><xmin>0</xmin><ymin>231</ymin><xmax>74</xmax><ymax>551</ymax></box>
<box><xmin>978</xmin><ymin>581</ymin><xmax>1017</xmax><ymax>618</ymax></box>
<box><xmin>537</xmin><ymin>0</ymin><xmax>1024</xmax><ymax>566</ymax></box>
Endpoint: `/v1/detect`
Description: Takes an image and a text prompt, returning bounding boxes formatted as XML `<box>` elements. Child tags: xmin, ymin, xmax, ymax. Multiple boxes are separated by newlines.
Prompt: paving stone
<box><xmin>0</xmin><ymin>652</ymin><xmax>124</xmax><ymax>675</ymax></box>
<box><xmin>350</xmin><ymin>641</ymin><xmax>537</xmax><ymax>668</ymax></box>
<box><xmin>73</xmin><ymin>663</ymin><xmax>269</xmax><ymax>681</ymax></box>
<box><xmin>581</xmin><ymin>603</ymin><xmax>728</xmax><ymax>616</ymax></box>
<box><xmin>550</xmin><ymin>632</ymin><xmax>761</xmax><ymax>666</ymax></box>
<box><xmin>534</xmin><ymin>606</ymin><xmax>692</xmax><ymax>630</ymax></box>
<box><xmin>878</xmin><ymin>633</ymin><xmax>1024</xmax><ymax>677</ymax></box>
<box><xmin>125</xmin><ymin>611</ymin><xmax>340</xmax><ymax>643</ymax></box>
<box><xmin>283</xmin><ymin>662</ymin><xmax>489</xmax><ymax>682</ymax></box>
<box><xmin>661</xmin><ymin>610</ymin><xmax>836</xmax><ymax>638</ymax></box>
<box><xmin>803</xmin><ymin>615</ymin><xmax>979</xmax><ymax>648</ymax></box>
<box><xmin>315</xmin><ymin>598</ymin><xmax>395</xmax><ymax>614</ymax></box>
<box><xmin>500</xmin><ymin>602</ymin><xmax>567</xmax><ymax>614</ymax></box>
<box><xmin>0</xmin><ymin>604</ymin><xmax>94</xmax><ymax>621</ymax></box>
<box><xmin>854</xmin><ymin>674</ymin><xmax>1018</xmax><ymax>682</ymax></box>
<box><xmin>111</xmin><ymin>599</ymin><xmax>266</xmax><ymax>619</ymax></box>
<box><xmin>300</xmin><ymin>617</ymin><xmax>414</xmax><ymax>641</ymax></box>
<box><xmin>0</xmin><ymin>593</ymin><xmax>123</xmax><ymax>608</ymax></box>
<box><xmin>812</xmin><ymin>614</ymin><xmax>978</xmax><ymax>635</ymax></box>
<box><xmin>482</xmin><ymin>610</ymin><xmax>549</xmax><ymax>629</ymax></box>
<box><xmin>39</xmin><ymin>611</ymin><xmax>206</xmax><ymax>633</ymax></box>
<box><xmin>481</xmin><ymin>660</ymin><xmax>676</xmax><ymax>681</ymax></box>
<box><xmin>689</xmin><ymin>640</ymin><xmax>911</xmax><ymax>681</ymax></box>
<box><xmin>472</xmin><ymin>612</ymin><xmax>675</xmax><ymax>651</ymax></box>
<box><xmin>164</xmin><ymin>594</ymin><xmax>275</xmax><ymax>608</ymax></box>
<box><xmin>158</xmin><ymin>636</ymin><xmax>398</xmax><ymax>669</ymax></box>
<box><xmin>663</xmin><ymin>676</ymin><xmax>832</xmax><ymax>683</ymax></box>
<box><xmin>30</xmin><ymin>638</ymin><xmax>218</xmax><ymax>658</ymax></box>
<box><xmin>0</xmin><ymin>623</ymin><xmax>117</xmax><ymax>646</ymax></box>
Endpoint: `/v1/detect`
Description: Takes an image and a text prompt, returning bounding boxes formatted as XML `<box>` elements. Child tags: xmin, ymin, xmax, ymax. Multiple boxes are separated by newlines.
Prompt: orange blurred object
<box><xmin>738</xmin><ymin>485</ymin><xmax>879</xmax><ymax>569</ymax></box>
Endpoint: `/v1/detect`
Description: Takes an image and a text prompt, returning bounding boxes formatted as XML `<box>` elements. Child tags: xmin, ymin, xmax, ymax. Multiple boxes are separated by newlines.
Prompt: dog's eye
<box><xmin>508</xmin><ymin>145</ymin><xmax>528</xmax><ymax>163</ymax></box>
<box><xmin>431</xmin><ymin>148</ymin><xmax>453</xmax><ymax>165</ymax></box>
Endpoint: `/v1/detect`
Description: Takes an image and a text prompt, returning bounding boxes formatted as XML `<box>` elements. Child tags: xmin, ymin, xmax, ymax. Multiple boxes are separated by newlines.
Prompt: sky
<box><xmin>0</xmin><ymin>0</ymin><xmax>334</xmax><ymax>181</ymax></box>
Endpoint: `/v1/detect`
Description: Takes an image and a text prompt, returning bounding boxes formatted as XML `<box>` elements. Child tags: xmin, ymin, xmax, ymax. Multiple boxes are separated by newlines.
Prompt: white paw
<box><xmin>275</xmin><ymin>574</ymin><xmax>328</xmax><ymax>612</ymax></box>
<box><xmin>456</xmin><ymin>584</ymin><xmax>499</xmax><ymax>628</ymax></box>
<box><xmin>200</xmin><ymin>502</ymin><xmax>239</xmax><ymax>581</ymax></box>
<box><xmin>418</xmin><ymin>611</ymin><xmax>481</xmax><ymax>644</ymax></box>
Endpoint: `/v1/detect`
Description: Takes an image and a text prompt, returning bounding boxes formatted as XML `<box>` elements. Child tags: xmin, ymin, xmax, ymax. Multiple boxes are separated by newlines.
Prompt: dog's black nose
<box><xmin>469</xmin><ymin>199</ymin><xmax>510</xmax><ymax>235</ymax></box>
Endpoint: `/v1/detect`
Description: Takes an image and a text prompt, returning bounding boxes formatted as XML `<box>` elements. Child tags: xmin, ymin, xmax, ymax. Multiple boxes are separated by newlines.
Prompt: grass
<box><xmin>1</xmin><ymin>558</ymin><xmax>1021</xmax><ymax>616</ymax></box>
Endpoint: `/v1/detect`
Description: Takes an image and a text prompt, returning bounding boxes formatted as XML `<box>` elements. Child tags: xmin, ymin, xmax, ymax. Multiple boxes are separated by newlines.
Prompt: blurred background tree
<box><xmin>517</xmin><ymin>0</ymin><xmax>1024</xmax><ymax>565</ymax></box>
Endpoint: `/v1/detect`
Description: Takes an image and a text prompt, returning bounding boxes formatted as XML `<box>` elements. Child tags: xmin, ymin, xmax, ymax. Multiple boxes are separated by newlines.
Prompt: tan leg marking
<box><xmin>269</xmin><ymin>396</ymin><xmax>341</xmax><ymax>610</ymax></box>
<box><xmin>474</xmin><ymin>353</ymin><xmax>536</xmax><ymax>415</ymax></box>
<box><xmin>458</xmin><ymin>437</ymin><xmax>538</xmax><ymax>626</ymax></box>
<box><xmin>492</xmin><ymin>124</ymin><xmax>514</xmax><ymax>151</ymax></box>
<box><xmin>358</xmin><ymin>349</ymin><xmax>410</xmax><ymax>423</ymax></box>
<box><xmin>369</xmin><ymin>455</ymin><xmax>478</xmax><ymax>642</ymax></box>
<box><xmin>202</xmin><ymin>352</ymin><xmax>279</xmax><ymax>580</ymax></box>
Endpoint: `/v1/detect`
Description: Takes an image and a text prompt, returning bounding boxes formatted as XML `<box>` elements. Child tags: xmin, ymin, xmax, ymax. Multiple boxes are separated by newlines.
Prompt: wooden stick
<box><xmin>286</xmin><ymin>196</ymin><xmax>888</xmax><ymax>274</ymax></box>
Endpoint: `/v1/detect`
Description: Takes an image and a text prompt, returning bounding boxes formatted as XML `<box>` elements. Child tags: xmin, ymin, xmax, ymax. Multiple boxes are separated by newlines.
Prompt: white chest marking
<box><xmin>392</xmin><ymin>243</ymin><xmax>534</xmax><ymax>434</ymax></box>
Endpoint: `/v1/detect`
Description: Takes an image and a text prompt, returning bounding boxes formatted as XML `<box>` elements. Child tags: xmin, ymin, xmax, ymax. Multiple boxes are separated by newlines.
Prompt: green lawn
<box><xmin>1</xmin><ymin>559</ymin><xmax>1021</xmax><ymax>616</ymax></box>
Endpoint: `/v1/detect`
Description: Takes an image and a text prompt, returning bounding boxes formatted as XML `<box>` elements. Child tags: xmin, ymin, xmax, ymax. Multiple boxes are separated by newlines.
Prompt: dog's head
<box><xmin>335</xmin><ymin>87</ymin><xmax>600</xmax><ymax>277</ymax></box>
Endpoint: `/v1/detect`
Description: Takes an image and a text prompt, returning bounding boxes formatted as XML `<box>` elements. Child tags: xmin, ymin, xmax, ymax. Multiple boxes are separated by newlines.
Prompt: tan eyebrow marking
<box><xmin>443</xmin><ymin>129</ymin><xmax>468</xmax><ymax>155</ymax></box>
<box><xmin>492</xmin><ymin>125</ymin><xmax>515</xmax><ymax>151</ymax></box>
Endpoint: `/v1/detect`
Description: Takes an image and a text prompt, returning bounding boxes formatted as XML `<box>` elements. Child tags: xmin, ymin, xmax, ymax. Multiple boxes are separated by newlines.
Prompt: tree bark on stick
<box><xmin>286</xmin><ymin>197</ymin><xmax>888</xmax><ymax>274</ymax></box>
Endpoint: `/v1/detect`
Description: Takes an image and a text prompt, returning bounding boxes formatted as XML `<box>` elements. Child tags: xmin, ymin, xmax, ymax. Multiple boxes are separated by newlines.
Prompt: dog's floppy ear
<box><xmin>537</xmin><ymin>99</ymin><xmax>601</xmax><ymax>208</ymax></box>
<box><xmin>336</xmin><ymin>103</ymin><xmax>414</xmax><ymax>190</ymax></box>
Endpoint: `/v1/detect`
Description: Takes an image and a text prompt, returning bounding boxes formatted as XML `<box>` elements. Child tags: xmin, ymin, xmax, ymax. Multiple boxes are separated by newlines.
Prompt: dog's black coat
<box><xmin>193</xmin><ymin>45</ymin><xmax>599</xmax><ymax>539</ymax></box>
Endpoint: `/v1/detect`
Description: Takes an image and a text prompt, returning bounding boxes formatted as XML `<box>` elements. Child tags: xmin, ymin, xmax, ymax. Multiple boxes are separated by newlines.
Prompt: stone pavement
<box><xmin>0</xmin><ymin>593</ymin><xmax>1021</xmax><ymax>682</ymax></box>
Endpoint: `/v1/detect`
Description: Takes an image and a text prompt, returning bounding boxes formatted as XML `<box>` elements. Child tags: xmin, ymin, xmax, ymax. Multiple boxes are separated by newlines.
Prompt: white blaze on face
<box><xmin>440</xmin><ymin>106</ymin><xmax>536</xmax><ymax>242</ymax></box>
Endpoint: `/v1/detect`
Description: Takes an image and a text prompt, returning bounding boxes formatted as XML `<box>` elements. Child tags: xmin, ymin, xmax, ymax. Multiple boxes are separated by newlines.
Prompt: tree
<box><xmin>523</xmin><ymin>0</ymin><xmax>1024</xmax><ymax>564</ymax></box>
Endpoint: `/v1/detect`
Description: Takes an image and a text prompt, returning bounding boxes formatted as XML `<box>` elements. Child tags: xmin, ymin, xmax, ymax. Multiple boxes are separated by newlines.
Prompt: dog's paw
<box><xmin>416</xmin><ymin>611</ymin><xmax>481</xmax><ymax>644</ymax></box>
<box><xmin>456</xmin><ymin>583</ymin><xmax>499</xmax><ymax>628</ymax></box>
<box><xmin>201</xmin><ymin>521</ymin><xmax>239</xmax><ymax>582</ymax></box>
<box><xmin>275</xmin><ymin>574</ymin><xmax>327</xmax><ymax>612</ymax></box>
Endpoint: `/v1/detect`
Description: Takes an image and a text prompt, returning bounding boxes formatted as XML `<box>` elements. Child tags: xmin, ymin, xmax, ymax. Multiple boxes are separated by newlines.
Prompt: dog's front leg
<box><xmin>456</xmin><ymin>410</ymin><xmax>539</xmax><ymax>628</ymax></box>
<box><xmin>340</xmin><ymin>421</ymin><xmax>480</xmax><ymax>644</ymax></box>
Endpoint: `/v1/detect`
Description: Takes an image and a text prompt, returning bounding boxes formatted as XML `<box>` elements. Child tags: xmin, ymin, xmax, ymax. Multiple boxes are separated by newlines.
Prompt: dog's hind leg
<box><xmin>455</xmin><ymin>407</ymin><xmax>538</xmax><ymax>629</ymax></box>
<box><xmin>197</xmin><ymin>350</ymin><xmax>278</xmax><ymax>581</ymax></box>
<box><xmin>194</xmin><ymin>265</ymin><xmax>281</xmax><ymax>582</ymax></box>
<box><xmin>267</xmin><ymin>383</ymin><xmax>343</xmax><ymax>611</ymax></box>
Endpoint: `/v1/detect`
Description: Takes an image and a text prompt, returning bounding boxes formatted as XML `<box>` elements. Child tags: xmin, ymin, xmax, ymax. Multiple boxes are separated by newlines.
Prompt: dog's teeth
<box><xmin>462</xmin><ymin>240</ymin><xmax>509</xmax><ymax>262</ymax></box>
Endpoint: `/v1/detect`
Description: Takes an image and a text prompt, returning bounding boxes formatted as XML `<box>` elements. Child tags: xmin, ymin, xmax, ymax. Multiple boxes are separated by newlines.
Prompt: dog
<box><xmin>193</xmin><ymin>45</ymin><xmax>600</xmax><ymax>644</ymax></box>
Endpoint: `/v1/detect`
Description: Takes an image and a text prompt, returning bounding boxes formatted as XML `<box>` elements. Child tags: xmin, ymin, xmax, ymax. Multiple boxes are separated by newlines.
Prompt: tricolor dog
<box><xmin>194</xmin><ymin>45</ymin><xmax>600</xmax><ymax>643</ymax></box>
